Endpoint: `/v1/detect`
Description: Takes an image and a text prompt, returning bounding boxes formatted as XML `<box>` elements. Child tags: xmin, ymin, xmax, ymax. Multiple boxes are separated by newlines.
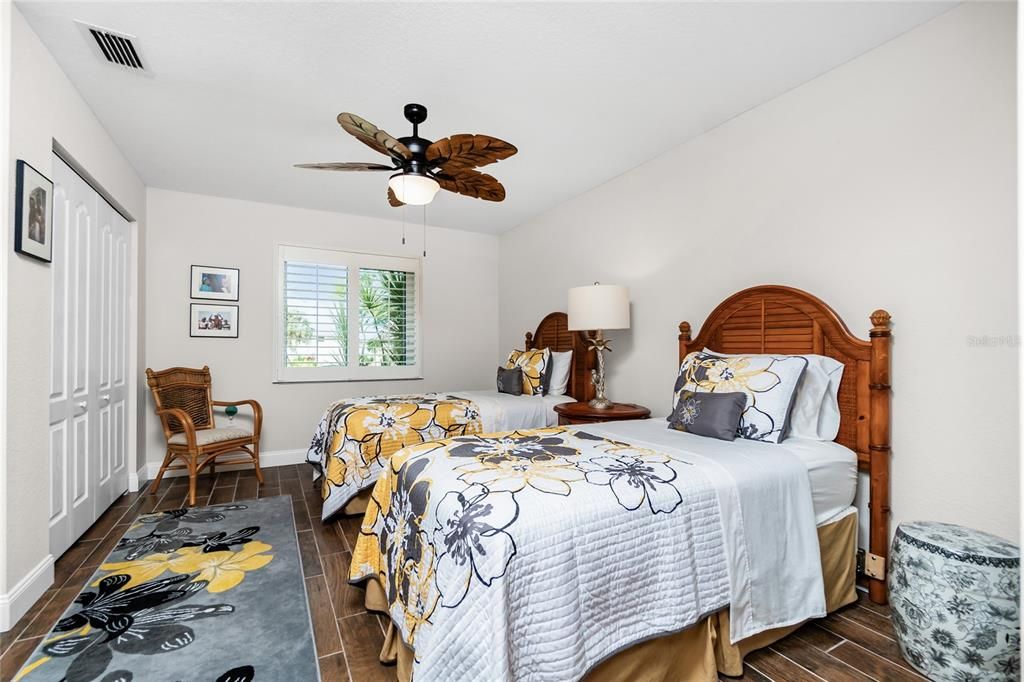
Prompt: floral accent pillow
<box><xmin>506</xmin><ymin>348</ymin><xmax>551</xmax><ymax>396</ymax></box>
<box><xmin>667</xmin><ymin>390</ymin><xmax>747</xmax><ymax>441</ymax></box>
<box><xmin>673</xmin><ymin>351</ymin><xmax>808</xmax><ymax>443</ymax></box>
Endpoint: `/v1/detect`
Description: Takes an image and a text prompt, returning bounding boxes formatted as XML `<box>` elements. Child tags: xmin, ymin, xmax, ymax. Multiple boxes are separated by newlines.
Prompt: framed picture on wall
<box><xmin>14</xmin><ymin>160</ymin><xmax>54</xmax><ymax>263</ymax></box>
<box><xmin>190</xmin><ymin>265</ymin><xmax>239</xmax><ymax>301</ymax></box>
<box><xmin>190</xmin><ymin>303</ymin><xmax>239</xmax><ymax>338</ymax></box>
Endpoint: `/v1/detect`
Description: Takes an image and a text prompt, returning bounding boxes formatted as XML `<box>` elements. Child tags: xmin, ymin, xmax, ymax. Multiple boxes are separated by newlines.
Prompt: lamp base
<box><xmin>588</xmin><ymin>397</ymin><xmax>613</xmax><ymax>409</ymax></box>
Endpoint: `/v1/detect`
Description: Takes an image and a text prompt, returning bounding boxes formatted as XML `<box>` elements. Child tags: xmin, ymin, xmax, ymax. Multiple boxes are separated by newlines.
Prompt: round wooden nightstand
<box><xmin>554</xmin><ymin>401</ymin><xmax>651</xmax><ymax>425</ymax></box>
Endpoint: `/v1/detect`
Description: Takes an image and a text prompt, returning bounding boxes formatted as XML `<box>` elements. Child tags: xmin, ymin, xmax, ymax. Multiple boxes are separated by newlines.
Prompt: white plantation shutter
<box><xmin>275</xmin><ymin>245</ymin><xmax>421</xmax><ymax>382</ymax></box>
<box><xmin>282</xmin><ymin>261</ymin><xmax>348</xmax><ymax>368</ymax></box>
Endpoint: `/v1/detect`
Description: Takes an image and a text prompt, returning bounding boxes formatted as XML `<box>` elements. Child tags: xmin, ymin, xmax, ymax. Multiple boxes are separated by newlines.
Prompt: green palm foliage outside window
<box><xmin>358</xmin><ymin>268</ymin><xmax>414</xmax><ymax>367</ymax></box>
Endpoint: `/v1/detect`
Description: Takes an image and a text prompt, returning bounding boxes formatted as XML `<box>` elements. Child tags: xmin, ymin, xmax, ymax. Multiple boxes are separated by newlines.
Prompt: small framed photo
<box><xmin>14</xmin><ymin>160</ymin><xmax>54</xmax><ymax>263</ymax></box>
<box><xmin>190</xmin><ymin>265</ymin><xmax>239</xmax><ymax>301</ymax></box>
<box><xmin>190</xmin><ymin>303</ymin><xmax>238</xmax><ymax>338</ymax></box>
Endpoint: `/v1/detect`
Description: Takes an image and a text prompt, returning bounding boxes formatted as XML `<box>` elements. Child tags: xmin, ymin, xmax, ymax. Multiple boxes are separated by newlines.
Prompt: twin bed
<box><xmin>306</xmin><ymin>285</ymin><xmax>892</xmax><ymax>682</ymax></box>
<box><xmin>306</xmin><ymin>312</ymin><xmax>596</xmax><ymax>518</ymax></box>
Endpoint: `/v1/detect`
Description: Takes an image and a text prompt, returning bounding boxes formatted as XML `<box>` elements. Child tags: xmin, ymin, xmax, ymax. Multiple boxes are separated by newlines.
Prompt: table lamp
<box><xmin>567</xmin><ymin>283</ymin><xmax>630</xmax><ymax>409</ymax></box>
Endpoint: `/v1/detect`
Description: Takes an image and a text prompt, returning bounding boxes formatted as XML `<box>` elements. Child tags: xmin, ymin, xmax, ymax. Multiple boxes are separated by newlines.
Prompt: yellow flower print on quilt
<box><xmin>322</xmin><ymin>454</ymin><xmax>349</xmax><ymax>499</ymax></box>
<box><xmin>433</xmin><ymin>401</ymin><xmax>481</xmax><ymax>435</ymax></box>
<box><xmin>310</xmin><ymin>395</ymin><xmax>484</xmax><ymax>519</ymax></box>
<box><xmin>352</xmin><ymin>439</ymin><xmax>447</xmax><ymax>580</ymax></box>
<box><xmin>345</xmin><ymin>402</ymin><xmax>434</xmax><ymax>463</ymax></box>
<box><xmin>394</xmin><ymin>540</ymin><xmax>438</xmax><ymax>645</ymax></box>
<box><xmin>506</xmin><ymin>348</ymin><xmax>551</xmax><ymax>396</ymax></box>
<box><xmin>456</xmin><ymin>454</ymin><xmax>583</xmax><ymax>496</ymax></box>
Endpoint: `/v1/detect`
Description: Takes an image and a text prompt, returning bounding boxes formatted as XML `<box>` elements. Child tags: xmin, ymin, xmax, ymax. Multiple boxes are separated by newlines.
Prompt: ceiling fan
<box><xmin>295</xmin><ymin>103</ymin><xmax>517</xmax><ymax>207</ymax></box>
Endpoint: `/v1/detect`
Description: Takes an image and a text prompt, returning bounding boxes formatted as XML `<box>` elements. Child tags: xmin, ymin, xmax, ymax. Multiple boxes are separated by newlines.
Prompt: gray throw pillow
<box><xmin>540</xmin><ymin>350</ymin><xmax>554</xmax><ymax>395</ymax></box>
<box><xmin>497</xmin><ymin>366</ymin><xmax>524</xmax><ymax>396</ymax></box>
<box><xmin>667</xmin><ymin>390</ymin><xmax>747</xmax><ymax>441</ymax></box>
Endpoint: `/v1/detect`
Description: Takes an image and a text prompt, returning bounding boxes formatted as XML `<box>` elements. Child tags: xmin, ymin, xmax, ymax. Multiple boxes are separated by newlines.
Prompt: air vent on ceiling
<box><xmin>78</xmin><ymin>22</ymin><xmax>146</xmax><ymax>71</ymax></box>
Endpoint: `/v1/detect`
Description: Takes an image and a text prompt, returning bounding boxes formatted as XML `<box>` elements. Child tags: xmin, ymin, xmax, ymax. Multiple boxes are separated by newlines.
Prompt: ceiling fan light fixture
<box><xmin>389</xmin><ymin>172</ymin><xmax>439</xmax><ymax>206</ymax></box>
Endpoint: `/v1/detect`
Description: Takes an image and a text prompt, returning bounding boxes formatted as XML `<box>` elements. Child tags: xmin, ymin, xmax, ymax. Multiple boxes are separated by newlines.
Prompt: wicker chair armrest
<box><xmin>212</xmin><ymin>399</ymin><xmax>263</xmax><ymax>439</ymax></box>
<box><xmin>155</xmin><ymin>407</ymin><xmax>198</xmax><ymax>448</ymax></box>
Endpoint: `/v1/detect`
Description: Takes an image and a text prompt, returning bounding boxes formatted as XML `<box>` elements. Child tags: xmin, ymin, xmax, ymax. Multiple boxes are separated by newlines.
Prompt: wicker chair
<box><xmin>146</xmin><ymin>366</ymin><xmax>263</xmax><ymax>505</ymax></box>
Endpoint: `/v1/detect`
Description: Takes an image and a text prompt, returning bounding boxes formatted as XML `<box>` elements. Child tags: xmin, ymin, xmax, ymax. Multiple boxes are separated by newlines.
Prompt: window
<box><xmin>275</xmin><ymin>245</ymin><xmax>421</xmax><ymax>382</ymax></box>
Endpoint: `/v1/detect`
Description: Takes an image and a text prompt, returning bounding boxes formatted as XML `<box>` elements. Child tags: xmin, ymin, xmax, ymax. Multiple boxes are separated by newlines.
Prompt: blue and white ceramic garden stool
<box><xmin>889</xmin><ymin>521</ymin><xmax>1020</xmax><ymax>681</ymax></box>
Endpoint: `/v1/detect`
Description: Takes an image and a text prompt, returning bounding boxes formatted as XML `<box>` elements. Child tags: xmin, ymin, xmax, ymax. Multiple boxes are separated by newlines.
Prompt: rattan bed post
<box><xmin>868</xmin><ymin>310</ymin><xmax>892</xmax><ymax>604</ymax></box>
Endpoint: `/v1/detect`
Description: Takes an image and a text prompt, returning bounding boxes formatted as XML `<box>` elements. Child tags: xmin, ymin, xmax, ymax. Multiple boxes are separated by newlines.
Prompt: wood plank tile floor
<box><xmin>0</xmin><ymin>465</ymin><xmax>926</xmax><ymax>682</ymax></box>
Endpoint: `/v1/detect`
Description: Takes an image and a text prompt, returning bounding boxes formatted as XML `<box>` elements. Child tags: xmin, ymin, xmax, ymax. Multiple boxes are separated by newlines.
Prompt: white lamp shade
<box><xmin>568</xmin><ymin>284</ymin><xmax>630</xmax><ymax>331</ymax></box>
<box><xmin>389</xmin><ymin>173</ymin><xmax>440</xmax><ymax>206</ymax></box>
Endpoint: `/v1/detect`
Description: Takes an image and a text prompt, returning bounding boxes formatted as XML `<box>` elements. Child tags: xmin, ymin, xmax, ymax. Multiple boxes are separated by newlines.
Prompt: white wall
<box><xmin>1019</xmin><ymin>0</ymin><xmax>1024</xmax><ymax>546</ymax></box>
<box><xmin>0</xmin><ymin>0</ymin><xmax>13</xmax><ymax>602</ymax></box>
<box><xmin>499</xmin><ymin>2</ymin><xmax>1019</xmax><ymax>543</ymax></box>
<box><xmin>3</xmin><ymin>6</ymin><xmax>146</xmax><ymax>616</ymax></box>
<box><xmin>143</xmin><ymin>188</ymin><xmax>499</xmax><ymax>466</ymax></box>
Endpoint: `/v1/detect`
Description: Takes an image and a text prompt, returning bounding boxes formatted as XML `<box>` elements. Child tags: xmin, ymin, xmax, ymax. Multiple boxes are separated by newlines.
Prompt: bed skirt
<box><xmin>341</xmin><ymin>487</ymin><xmax>372</xmax><ymax>515</ymax></box>
<box><xmin>364</xmin><ymin>509</ymin><xmax>858</xmax><ymax>681</ymax></box>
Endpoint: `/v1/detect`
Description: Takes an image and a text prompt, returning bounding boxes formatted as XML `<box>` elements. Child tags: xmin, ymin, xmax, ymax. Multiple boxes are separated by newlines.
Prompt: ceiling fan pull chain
<box><xmin>422</xmin><ymin>205</ymin><xmax>427</xmax><ymax>258</ymax></box>
<box><xmin>402</xmin><ymin>204</ymin><xmax>407</xmax><ymax>245</ymax></box>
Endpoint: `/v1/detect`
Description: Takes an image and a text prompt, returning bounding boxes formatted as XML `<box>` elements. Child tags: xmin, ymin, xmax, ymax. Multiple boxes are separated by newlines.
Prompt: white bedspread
<box><xmin>454</xmin><ymin>390</ymin><xmax>576</xmax><ymax>431</ymax></box>
<box><xmin>350</xmin><ymin>420</ymin><xmax>826</xmax><ymax>681</ymax></box>
<box><xmin>782</xmin><ymin>437</ymin><xmax>858</xmax><ymax>524</ymax></box>
<box><xmin>585</xmin><ymin>420</ymin><xmax>827</xmax><ymax>642</ymax></box>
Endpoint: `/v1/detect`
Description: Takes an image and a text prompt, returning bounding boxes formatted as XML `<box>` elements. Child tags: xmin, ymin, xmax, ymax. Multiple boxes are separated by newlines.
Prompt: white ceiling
<box><xmin>17</xmin><ymin>1</ymin><xmax>954</xmax><ymax>234</ymax></box>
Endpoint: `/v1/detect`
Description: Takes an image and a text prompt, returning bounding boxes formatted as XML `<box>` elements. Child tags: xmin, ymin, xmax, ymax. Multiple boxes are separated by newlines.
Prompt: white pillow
<box><xmin>547</xmin><ymin>350</ymin><xmax>573</xmax><ymax>396</ymax></box>
<box><xmin>703</xmin><ymin>348</ymin><xmax>844</xmax><ymax>440</ymax></box>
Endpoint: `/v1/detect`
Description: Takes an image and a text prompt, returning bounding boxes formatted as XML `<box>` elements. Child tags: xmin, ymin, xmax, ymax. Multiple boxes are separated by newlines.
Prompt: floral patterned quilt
<box><xmin>349</xmin><ymin>427</ymin><xmax>733</xmax><ymax>681</ymax></box>
<box><xmin>306</xmin><ymin>394</ymin><xmax>483</xmax><ymax>519</ymax></box>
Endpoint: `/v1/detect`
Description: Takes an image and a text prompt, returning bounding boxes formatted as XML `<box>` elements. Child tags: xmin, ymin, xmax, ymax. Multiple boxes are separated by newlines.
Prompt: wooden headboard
<box><xmin>524</xmin><ymin>312</ymin><xmax>596</xmax><ymax>403</ymax></box>
<box><xmin>678</xmin><ymin>285</ymin><xmax>892</xmax><ymax>604</ymax></box>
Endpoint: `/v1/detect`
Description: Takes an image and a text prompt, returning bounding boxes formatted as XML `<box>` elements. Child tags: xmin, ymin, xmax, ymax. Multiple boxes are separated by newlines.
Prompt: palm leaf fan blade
<box><xmin>426</xmin><ymin>134</ymin><xmax>517</xmax><ymax>171</ymax></box>
<box><xmin>436</xmin><ymin>169</ymin><xmax>506</xmax><ymax>202</ymax></box>
<box><xmin>337</xmin><ymin>113</ymin><xmax>412</xmax><ymax>162</ymax></box>
<box><xmin>293</xmin><ymin>162</ymin><xmax>395</xmax><ymax>171</ymax></box>
<box><xmin>387</xmin><ymin>186</ymin><xmax>405</xmax><ymax>207</ymax></box>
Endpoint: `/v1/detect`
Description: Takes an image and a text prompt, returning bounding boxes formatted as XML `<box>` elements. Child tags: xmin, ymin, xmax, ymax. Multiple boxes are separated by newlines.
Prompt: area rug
<box><xmin>14</xmin><ymin>495</ymin><xmax>319</xmax><ymax>682</ymax></box>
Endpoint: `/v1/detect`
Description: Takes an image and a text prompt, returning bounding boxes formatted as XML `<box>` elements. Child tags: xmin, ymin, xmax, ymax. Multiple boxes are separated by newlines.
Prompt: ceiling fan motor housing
<box><xmin>401</xmin><ymin>102</ymin><xmax>432</xmax><ymax>172</ymax></box>
<box><xmin>404</xmin><ymin>103</ymin><xmax>428</xmax><ymax>140</ymax></box>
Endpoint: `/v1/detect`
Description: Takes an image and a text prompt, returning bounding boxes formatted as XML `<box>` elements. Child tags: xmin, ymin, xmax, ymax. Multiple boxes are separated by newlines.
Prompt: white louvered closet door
<box><xmin>49</xmin><ymin>155</ymin><xmax>130</xmax><ymax>558</ymax></box>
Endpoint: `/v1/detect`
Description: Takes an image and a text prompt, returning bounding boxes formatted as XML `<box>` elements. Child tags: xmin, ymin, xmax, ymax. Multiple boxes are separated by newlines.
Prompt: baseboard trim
<box><xmin>0</xmin><ymin>554</ymin><xmax>55</xmax><ymax>632</ymax></box>
<box><xmin>140</xmin><ymin>448</ymin><xmax>308</xmax><ymax>482</ymax></box>
<box><xmin>127</xmin><ymin>463</ymin><xmax>148</xmax><ymax>493</ymax></box>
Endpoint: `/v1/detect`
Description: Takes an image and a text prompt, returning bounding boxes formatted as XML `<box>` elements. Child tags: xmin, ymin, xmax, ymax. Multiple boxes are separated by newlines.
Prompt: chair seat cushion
<box><xmin>169</xmin><ymin>427</ymin><xmax>252</xmax><ymax>446</ymax></box>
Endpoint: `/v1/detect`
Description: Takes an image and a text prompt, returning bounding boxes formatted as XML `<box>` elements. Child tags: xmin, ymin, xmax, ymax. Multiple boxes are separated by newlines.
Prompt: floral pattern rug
<box><xmin>14</xmin><ymin>495</ymin><xmax>319</xmax><ymax>682</ymax></box>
